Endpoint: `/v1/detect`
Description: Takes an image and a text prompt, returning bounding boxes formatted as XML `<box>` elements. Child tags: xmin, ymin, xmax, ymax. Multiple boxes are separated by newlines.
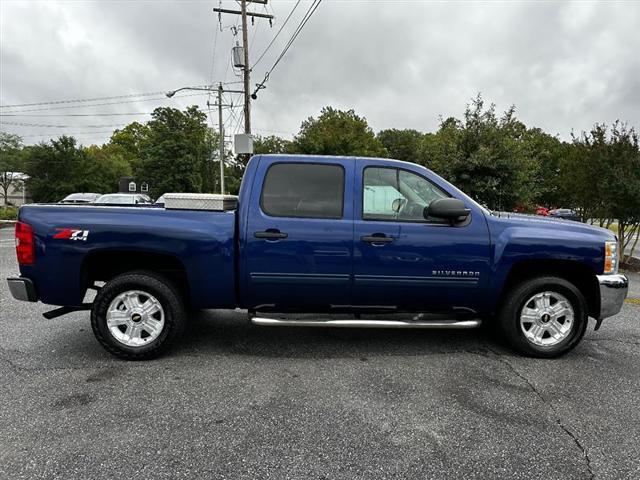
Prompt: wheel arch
<box><xmin>81</xmin><ymin>250</ymin><xmax>190</xmax><ymax>305</ymax></box>
<box><xmin>498</xmin><ymin>259</ymin><xmax>600</xmax><ymax>318</ymax></box>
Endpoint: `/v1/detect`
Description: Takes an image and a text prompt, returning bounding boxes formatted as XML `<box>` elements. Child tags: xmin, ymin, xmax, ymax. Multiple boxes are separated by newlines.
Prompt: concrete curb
<box><xmin>0</xmin><ymin>220</ymin><xmax>16</xmax><ymax>229</ymax></box>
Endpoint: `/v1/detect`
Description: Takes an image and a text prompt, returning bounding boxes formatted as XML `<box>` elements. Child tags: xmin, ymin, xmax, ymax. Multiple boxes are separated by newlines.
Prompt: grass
<box><xmin>0</xmin><ymin>206</ymin><xmax>18</xmax><ymax>221</ymax></box>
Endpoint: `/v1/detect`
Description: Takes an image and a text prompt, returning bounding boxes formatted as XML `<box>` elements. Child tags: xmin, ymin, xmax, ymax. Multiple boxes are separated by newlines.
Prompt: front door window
<box><xmin>363</xmin><ymin>167</ymin><xmax>448</xmax><ymax>222</ymax></box>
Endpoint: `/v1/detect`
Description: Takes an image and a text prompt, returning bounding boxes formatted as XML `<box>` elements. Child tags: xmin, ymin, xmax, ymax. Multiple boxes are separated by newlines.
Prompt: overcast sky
<box><xmin>1</xmin><ymin>0</ymin><xmax>639</xmax><ymax>146</ymax></box>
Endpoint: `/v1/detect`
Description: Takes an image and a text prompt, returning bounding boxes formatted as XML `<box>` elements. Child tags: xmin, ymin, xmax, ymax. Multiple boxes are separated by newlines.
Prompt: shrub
<box><xmin>0</xmin><ymin>206</ymin><xmax>18</xmax><ymax>221</ymax></box>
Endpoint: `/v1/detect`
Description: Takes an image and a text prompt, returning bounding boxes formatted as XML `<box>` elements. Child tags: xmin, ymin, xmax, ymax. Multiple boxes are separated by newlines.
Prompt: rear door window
<box><xmin>261</xmin><ymin>163</ymin><xmax>345</xmax><ymax>219</ymax></box>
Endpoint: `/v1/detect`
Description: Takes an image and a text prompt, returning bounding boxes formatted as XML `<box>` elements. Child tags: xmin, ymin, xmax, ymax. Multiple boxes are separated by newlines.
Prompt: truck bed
<box><xmin>18</xmin><ymin>204</ymin><xmax>237</xmax><ymax>308</ymax></box>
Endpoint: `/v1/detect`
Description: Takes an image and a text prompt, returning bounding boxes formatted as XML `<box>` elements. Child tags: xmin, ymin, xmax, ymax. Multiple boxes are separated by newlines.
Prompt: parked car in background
<box><xmin>60</xmin><ymin>193</ymin><xmax>101</xmax><ymax>204</ymax></box>
<box><xmin>513</xmin><ymin>205</ymin><xmax>548</xmax><ymax>216</ymax></box>
<box><xmin>549</xmin><ymin>208</ymin><xmax>580</xmax><ymax>222</ymax></box>
<box><xmin>94</xmin><ymin>193</ymin><xmax>152</xmax><ymax>206</ymax></box>
<box><xmin>535</xmin><ymin>206</ymin><xmax>549</xmax><ymax>216</ymax></box>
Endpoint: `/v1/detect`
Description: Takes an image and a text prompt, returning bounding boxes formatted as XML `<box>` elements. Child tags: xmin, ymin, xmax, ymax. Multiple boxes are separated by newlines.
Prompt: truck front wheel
<box><xmin>91</xmin><ymin>271</ymin><xmax>186</xmax><ymax>360</ymax></box>
<box><xmin>498</xmin><ymin>276</ymin><xmax>589</xmax><ymax>358</ymax></box>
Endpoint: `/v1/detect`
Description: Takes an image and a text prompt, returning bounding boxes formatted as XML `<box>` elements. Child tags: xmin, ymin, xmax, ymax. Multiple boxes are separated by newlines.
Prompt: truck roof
<box><xmin>258</xmin><ymin>153</ymin><xmax>422</xmax><ymax>170</ymax></box>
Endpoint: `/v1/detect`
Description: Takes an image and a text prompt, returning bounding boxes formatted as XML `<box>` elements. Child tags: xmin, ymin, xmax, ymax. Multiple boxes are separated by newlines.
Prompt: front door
<box><xmin>352</xmin><ymin>161</ymin><xmax>491</xmax><ymax>313</ymax></box>
<box><xmin>243</xmin><ymin>158</ymin><xmax>354</xmax><ymax>311</ymax></box>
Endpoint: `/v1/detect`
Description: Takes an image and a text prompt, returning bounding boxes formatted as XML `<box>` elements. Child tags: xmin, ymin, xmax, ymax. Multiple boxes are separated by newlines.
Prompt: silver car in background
<box><xmin>94</xmin><ymin>194</ymin><xmax>152</xmax><ymax>205</ymax></box>
<box><xmin>60</xmin><ymin>193</ymin><xmax>102</xmax><ymax>204</ymax></box>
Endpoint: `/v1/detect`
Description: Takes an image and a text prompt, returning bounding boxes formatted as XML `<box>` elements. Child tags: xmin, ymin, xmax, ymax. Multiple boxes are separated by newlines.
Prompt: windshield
<box><xmin>62</xmin><ymin>193</ymin><xmax>99</xmax><ymax>202</ymax></box>
<box><xmin>95</xmin><ymin>194</ymin><xmax>135</xmax><ymax>204</ymax></box>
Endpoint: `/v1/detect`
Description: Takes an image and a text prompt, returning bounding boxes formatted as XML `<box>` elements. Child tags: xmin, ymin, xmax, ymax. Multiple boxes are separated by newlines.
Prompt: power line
<box><xmin>0</xmin><ymin>90</ymin><xmax>169</xmax><ymax>109</ymax></box>
<box><xmin>0</xmin><ymin>104</ymin><xmax>237</xmax><ymax>118</ymax></box>
<box><xmin>1</xmin><ymin>121</ymin><xmax>128</xmax><ymax>128</ymax></box>
<box><xmin>0</xmin><ymin>83</ymin><xmax>242</xmax><ymax>112</ymax></box>
<box><xmin>208</xmin><ymin>12</ymin><xmax>220</xmax><ymax>85</ymax></box>
<box><xmin>0</xmin><ymin>92</ymin><xmax>208</xmax><ymax>113</ymax></box>
<box><xmin>0</xmin><ymin>112</ymin><xmax>156</xmax><ymax>117</ymax></box>
<box><xmin>253</xmin><ymin>0</ymin><xmax>322</xmax><ymax>95</ymax></box>
<box><xmin>251</xmin><ymin>0</ymin><xmax>301</xmax><ymax>69</ymax></box>
<box><xmin>17</xmin><ymin>130</ymin><xmax>119</xmax><ymax>139</ymax></box>
<box><xmin>268</xmin><ymin>0</ymin><xmax>321</xmax><ymax>75</ymax></box>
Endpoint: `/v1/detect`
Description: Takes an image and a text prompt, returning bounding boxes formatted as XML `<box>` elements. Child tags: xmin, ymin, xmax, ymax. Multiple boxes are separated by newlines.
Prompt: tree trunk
<box><xmin>622</xmin><ymin>223</ymin><xmax>640</xmax><ymax>264</ymax></box>
<box><xmin>619</xmin><ymin>222</ymin><xmax>627</xmax><ymax>263</ymax></box>
<box><xmin>0</xmin><ymin>185</ymin><xmax>8</xmax><ymax>206</ymax></box>
<box><xmin>628</xmin><ymin>230</ymin><xmax>640</xmax><ymax>263</ymax></box>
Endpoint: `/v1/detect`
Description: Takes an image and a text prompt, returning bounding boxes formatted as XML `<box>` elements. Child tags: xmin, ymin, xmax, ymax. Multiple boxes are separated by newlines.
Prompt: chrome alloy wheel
<box><xmin>519</xmin><ymin>291</ymin><xmax>574</xmax><ymax>347</ymax></box>
<box><xmin>106</xmin><ymin>290</ymin><xmax>165</xmax><ymax>347</ymax></box>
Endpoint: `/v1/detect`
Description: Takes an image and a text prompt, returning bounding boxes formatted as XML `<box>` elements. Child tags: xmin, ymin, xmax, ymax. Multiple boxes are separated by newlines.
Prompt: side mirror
<box><xmin>425</xmin><ymin>198</ymin><xmax>470</xmax><ymax>223</ymax></box>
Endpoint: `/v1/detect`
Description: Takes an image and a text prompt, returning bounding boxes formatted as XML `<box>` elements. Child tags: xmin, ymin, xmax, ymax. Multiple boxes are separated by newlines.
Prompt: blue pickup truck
<box><xmin>7</xmin><ymin>154</ymin><xmax>629</xmax><ymax>359</ymax></box>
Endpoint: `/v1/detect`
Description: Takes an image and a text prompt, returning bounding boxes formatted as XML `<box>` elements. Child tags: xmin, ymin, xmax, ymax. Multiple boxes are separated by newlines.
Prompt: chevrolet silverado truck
<box><xmin>6</xmin><ymin>154</ymin><xmax>629</xmax><ymax>359</ymax></box>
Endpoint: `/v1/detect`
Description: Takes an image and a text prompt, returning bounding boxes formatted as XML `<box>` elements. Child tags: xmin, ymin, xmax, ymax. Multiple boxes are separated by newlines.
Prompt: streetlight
<box><xmin>165</xmin><ymin>86</ymin><xmax>221</xmax><ymax>98</ymax></box>
<box><xmin>165</xmin><ymin>85</ymin><xmax>244</xmax><ymax>194</ymax></box>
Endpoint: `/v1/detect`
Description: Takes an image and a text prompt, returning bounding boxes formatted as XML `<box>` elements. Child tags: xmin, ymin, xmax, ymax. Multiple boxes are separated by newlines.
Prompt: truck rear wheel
<box><xmin>498</xmin><ymin>276</ymin><xmax>588</xmax><ymax>358</ymax></box>
<box><xmin>91</xmin><ymin>271</ymin><xmax>186</xmax><ymax>360</ymax></box>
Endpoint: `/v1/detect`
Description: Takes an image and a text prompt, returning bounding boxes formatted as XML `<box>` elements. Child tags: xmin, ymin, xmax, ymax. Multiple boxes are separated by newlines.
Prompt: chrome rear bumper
<box><xmin>596</xmin><ymin>274</ymin><xmax>628</xmax><ymax>320</ymax></box>
<box><xmin>6</xmin><ymin>277</ymin><xmax>38</xmax><ymax>302</ymax></box>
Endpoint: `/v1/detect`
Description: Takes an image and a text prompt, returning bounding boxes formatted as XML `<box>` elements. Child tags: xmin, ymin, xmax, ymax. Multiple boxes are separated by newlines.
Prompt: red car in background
<box><xmin>513</xmin><ymin>205</ymin><xmax>549</xmax><ymax>216</ymax></box>
<box><xmin>536</xmin><ymin>206</ymin><xmax>549</xmax><ymax>216</ymax></box>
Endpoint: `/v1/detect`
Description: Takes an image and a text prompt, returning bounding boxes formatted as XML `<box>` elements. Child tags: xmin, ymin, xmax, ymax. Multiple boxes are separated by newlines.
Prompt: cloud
<box><xmin>1</xmin><ymin>0</ymin><xmax>639</xmax><ymax>145</ymax></box>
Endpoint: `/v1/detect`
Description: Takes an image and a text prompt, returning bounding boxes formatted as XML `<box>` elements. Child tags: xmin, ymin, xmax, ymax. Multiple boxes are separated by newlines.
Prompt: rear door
<box><xmin>243</xmin><ymin>157</ymin><xmax>354</xmax><ymax>311</ymax></box>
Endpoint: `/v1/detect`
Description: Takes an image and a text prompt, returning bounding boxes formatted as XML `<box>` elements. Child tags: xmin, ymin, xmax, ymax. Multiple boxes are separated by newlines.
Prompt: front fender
<box><xmin>488</xmin><ymin>225</ymin><xmax>605</xmax><ymax>308</ymax></box>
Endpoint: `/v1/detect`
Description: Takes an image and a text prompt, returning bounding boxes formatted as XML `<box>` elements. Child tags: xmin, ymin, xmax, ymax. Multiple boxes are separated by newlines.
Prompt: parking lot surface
<box><xmin>1</xmin><ymin>227</ymin><xmax>639</xmax><ymax>479</ymax></box>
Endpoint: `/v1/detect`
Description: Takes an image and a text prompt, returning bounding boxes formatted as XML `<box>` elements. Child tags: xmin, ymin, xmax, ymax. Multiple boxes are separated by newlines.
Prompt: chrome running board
<box><xmin>251</xmin><ymin>317</ymin><xmax>481</xmax><ymax>329</ymax></box>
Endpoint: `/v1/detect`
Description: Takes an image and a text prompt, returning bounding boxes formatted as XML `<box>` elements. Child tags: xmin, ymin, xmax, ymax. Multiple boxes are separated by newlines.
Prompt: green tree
<box><xmin>253</xmin><ymin>135</ymin><xmax>294</xmax><ymax>154</ymax></box>
<box><xmin>23</xmin><ymin>136</ymin><xmax>87</xmax><ymax>202</ymax></box>
<box><xmin>223</xmin><ymin>157</ymin><xmax>248</xmax><ymax>195</ymax></box>
<box><xmin>606</xmin><ymin>123</ymin><xmax>640</xmax><ymax>261</ymax></box>
<box><xmin>376</xmin><ymin>129</ymin><xmax>423</xmax><ymax>162</ymax></box>
<box><xmin>563</xmin><ymin>123</ymin><xmax>640</xmax><ymax>260</ymax></box>
<box><xmin>420</xmin><ymin>96</ymin><xmax>542</xmax><ymax>211</ymax></box>
<box><xmin>519</xmin><ymin>128</ymin><xmax>566</xmax><ymax>208</ymax></box>
<box><xmin>83</xmin><ymin>144</ymin><xmax>133</xmax><ymax>193</ymax></box>
<box><xmin>136</xmin><ymin>106</ymin><xmax>212</xmax><ymax>199</ymax></box>
<box><xmin>109</xmin><ymin>122</ymin><xmax>150</xmax><ymax>173</ymax></box>
<box><xmin>294</xmin><ymin>107</ymin><xmax>388</xmax><ymax>157</ymax></box>
<box><xmin>0</xmin><ymin>132</ymin><xmax>25</xmax><ymax>205</ymax></box>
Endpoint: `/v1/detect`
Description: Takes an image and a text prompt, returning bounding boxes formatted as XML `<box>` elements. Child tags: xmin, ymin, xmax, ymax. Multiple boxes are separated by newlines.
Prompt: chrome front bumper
<box><xmin>596</xmin><ymin>274</ymin><xmax>628</xmax><ymax>320</ymax></box>
<box><xmin>6</xmin><ymin>277</ymin><xmax>38</xmax><ymax>302</ymax></box>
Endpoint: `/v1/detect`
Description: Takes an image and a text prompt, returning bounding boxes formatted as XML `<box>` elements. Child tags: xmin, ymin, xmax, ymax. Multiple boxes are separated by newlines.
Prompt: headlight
<box><xmin>604</xmin><ymin>241</ymin><xmax>619</xmax><ymax>274</ymax></box>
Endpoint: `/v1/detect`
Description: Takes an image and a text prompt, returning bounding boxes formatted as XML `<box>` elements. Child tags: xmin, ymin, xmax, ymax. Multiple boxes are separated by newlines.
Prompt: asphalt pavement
<box><xmin>0</xmin><ymin>227</ymin><xmax>639</xmax><ymax>479</ymax></box>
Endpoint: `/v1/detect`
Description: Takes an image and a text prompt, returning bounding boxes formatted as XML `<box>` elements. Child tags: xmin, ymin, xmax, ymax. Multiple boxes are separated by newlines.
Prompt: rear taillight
<box><xmin>15</xmin><ymin>221</ymin><xmax>35</xmax><ymax>265</ymax></box>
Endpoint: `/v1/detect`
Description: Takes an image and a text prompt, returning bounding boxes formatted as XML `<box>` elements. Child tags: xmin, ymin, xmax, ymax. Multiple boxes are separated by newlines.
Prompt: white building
<box><xmin>1</xmin><ymin>172</ymin><xmax>31</xmax><ymax>206</ymax></box>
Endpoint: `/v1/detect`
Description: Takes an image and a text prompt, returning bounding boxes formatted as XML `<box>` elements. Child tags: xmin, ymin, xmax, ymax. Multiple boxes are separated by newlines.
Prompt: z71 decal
<box><xmin>53</xmin><ymin>228</ymin><xmax>89</xmax><ymax>241</ymax></box>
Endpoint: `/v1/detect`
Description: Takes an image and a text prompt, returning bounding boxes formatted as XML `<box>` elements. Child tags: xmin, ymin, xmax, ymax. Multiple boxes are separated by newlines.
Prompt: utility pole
<box><xmin>217</xmin><ymin>83</ymin><xmax>225</xmax><ymax>194</ymax></box>
<box><xmin>208</xmin><ymin>84</ymin><xmax>244</xmax><ymax>194</ymax></box>
<box><xmin>240</xmin><ymin>0</ymin><xmax>251</xmax><ymax>135</ymax></box>
<box><xmin>213</xmin><ymin>1</ymin><xmax>273</xmax><ymax>136</ymax></box>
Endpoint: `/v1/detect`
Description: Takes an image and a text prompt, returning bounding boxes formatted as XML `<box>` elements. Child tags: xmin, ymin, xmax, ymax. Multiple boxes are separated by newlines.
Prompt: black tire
<box><xmin>498</xmin><ymin>276</ymin><xmax>588</xmax><ymax>358</ymax></box>
<box><xmin>91</xmin><ymin>271</ymin><xmax>186</xmax><ymax>360</ymax></box>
